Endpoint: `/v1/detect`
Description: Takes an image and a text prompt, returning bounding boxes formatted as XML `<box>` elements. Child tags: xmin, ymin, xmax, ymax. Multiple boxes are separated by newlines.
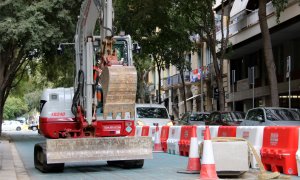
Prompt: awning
<box><xmin>230</xmin><ymin>0</ymin><xmax>249</xmax><ymax>18</ymax></box>
<box><xmin>178</xmin><ymin>94</ymin><xmax>203</xmax><ymax>105</ymax></box>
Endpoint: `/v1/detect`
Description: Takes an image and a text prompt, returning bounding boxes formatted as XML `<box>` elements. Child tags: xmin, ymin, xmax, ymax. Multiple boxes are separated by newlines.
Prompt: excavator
<box><xmin>34</xmin><ymin>0</ymin><xmax>152</xmax><ymax>172</ymax></box>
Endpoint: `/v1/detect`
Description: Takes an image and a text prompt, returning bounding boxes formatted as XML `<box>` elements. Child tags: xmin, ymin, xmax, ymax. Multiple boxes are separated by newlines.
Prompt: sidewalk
<box><xmin>0</xmin><ymin>133</ymin><xmax>30</xmax><ymax>180</ymax></box>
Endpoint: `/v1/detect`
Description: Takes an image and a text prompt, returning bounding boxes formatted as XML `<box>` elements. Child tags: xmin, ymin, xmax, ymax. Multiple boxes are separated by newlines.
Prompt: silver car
<box><xmin>241</xmin><ymin>107</ymin><xmax>300</xmax><ymax>126</ymax></box>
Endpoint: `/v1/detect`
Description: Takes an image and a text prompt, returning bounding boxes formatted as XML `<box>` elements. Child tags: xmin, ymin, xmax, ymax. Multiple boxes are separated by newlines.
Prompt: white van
<box><xmin>135</xmin><ymin>104</ymin><xmax>173</xmax><ymax>126</ymax></box>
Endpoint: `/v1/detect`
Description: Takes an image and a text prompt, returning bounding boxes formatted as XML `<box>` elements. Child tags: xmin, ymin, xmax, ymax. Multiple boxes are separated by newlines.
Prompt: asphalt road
<box><xmin>6</xmin><ymin>131</ymin><xmax>299</xmax><ymax>180</ymax></box>
<box><xmin>7</xmin><ymin>131</ymin><xmax>197</xmax><ymax>180</ymax></box>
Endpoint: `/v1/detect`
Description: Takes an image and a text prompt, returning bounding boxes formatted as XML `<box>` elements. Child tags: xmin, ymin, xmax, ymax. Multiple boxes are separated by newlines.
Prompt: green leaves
<box><xmin>3</xmin><ymin>96</ymin><xmax>28</xmax><ymax>120</ymax></box>
<box><xmin>272</xmin><ymin>0</ymin><xmax>288</xmax><ymax>23</ymax></box>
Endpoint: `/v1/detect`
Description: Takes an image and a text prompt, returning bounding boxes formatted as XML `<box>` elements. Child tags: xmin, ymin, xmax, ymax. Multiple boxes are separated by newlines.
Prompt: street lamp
<box><xmin>57</xmin><ymin>42</ymin><xmax>75</xmax><ymax>54</ymax></box>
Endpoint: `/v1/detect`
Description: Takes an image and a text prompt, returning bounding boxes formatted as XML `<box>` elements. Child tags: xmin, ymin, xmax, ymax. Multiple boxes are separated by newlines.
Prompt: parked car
<box><xmin>177</xmin><ymin>112</ymin><xmax>210</xmax><ymax>125</ymax></box>
<box><xmin>205</xmin><ymin>111</ymin><xmax>245</xmax><ymax>126</ymax></box>
<box><xmin>240</xmin><ymin>107</ymin><xmax>300</xmax><ymax>126</ymax></box>
<box><xmin>135</xmin><ymin>104</ymin><xmax>173</xmax><ymax>126</ymax></box>
<box><xmin>2</xmin><ymin>120</ymin><xmax>22</xmax><ymax>131</ymax></box>
<box><xmin>28</xmin><ymin>123</ymin><xmax>39</xmax><ymax>131</ymax></box>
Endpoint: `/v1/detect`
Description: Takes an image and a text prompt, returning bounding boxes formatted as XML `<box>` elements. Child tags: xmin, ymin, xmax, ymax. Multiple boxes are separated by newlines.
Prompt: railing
<box><xmin>216</xmin><ymin>2</ymin><xmax>274</xmax><ymax>41</ymax></box>
<box><xmin>162</xmin><ymin>65</ymin><xmax>216</xmax><ymax>89</ymax></box>
<box><xmin>162</xmin><ymin>71</ymin><xmax>191</xmax><ymax>89</ymax></box>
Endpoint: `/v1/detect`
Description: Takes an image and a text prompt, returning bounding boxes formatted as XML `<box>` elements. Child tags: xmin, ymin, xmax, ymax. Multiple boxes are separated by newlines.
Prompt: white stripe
<box><xmin>189</xmin><ymin>137</ymin><xmax>199</xmax><ymax>158</ymax></box>
<box><xmin>154</xmin><ymin>131</ymin><xmax>161</xmax><ymax>143</ymax></box>
<box><xmin>201</xmin><ymin>140</ymin><xmax>215</xmax><ymax>164</ymax></box>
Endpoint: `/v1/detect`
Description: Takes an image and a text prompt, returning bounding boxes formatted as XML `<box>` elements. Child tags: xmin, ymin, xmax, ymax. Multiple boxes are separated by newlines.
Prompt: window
<box><xmin>211</xmin><ymin>113</ymin><xmax>220</xmax><ymax>122</ymax></box>
<box><xmin>265</xmin><ymin>108</ymin><xmax>300</xmax><ymax>121</ymax></box>
<box><xmin>136</xmin><ymin>107</ymin><xmax>169</xmax><ymax>119</ymax></box>
<box><xmin>50</xmin><ymin>94</ymin><xmax>58</xmax><ymax>101</ymax></box>
<box><xmin>247</xmin><ymin>109</ymin><xmax>264</xmax><ymax>121</ymax></box>
<box><xmin>206</xmin><ymin>46</ymin><xmax>212</xmax><ymax>65</ymax></box>
<box><xmin>113</xmin><ymin>40</ymin><xmax>128</xmax><ymax>65</ymax></box>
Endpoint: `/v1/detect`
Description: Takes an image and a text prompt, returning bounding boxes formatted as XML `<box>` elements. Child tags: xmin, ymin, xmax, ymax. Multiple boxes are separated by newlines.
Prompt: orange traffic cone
<box><xmin>178</xmin><ymin>126</ymin><xmax>201</xmax><ymax>174</ymax></box>
<box><xmin>153</xmin><ymin>125</ymin><xmax>163</xmax><ymax>152</ymax></box>
<box><xmin>200</xmin><ymin>126</ymin><xmax>218</xmax><ymax>179</ymax></box>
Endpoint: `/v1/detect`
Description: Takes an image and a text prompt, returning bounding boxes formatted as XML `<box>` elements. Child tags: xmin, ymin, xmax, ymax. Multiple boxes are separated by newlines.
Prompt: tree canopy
<box><xmin>0</xmin><ymin>0</ymin><xmax>82</xmax><ymax>133</ymax></box>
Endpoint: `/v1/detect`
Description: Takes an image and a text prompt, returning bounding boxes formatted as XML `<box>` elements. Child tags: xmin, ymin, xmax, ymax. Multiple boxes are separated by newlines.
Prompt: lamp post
<box><xmin>232</xmin><ymin>70</ymin><xmax>236</xmax><ymax>111</ymax></box>
<box><xmin>286</xmin><ymin>56</ymin><xmax>291</xmax><ymax>108</ymax></box>
<box><xmin>252</xmin><ymin>67</ymin><xmax>255</xmax><ymax>108</ymax></box>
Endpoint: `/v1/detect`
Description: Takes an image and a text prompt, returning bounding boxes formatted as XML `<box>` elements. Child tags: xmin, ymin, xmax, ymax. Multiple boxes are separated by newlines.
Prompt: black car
<box><xmin>28</xmin><ymin>123</ymin><xmax>39</xmax><ymax>131</ymax></box>
<box><xmin>177</xmin><ymin>112</ymin><xmax>210</xmax><ymax>125</ymax></box>
<box><xmin>205</xmin><ymin>111</ymin><xmax>245</xmax><ymax>126</ymax></box>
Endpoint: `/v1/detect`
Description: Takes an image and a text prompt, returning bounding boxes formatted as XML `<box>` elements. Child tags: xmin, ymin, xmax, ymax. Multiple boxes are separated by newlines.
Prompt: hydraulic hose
<box><xmin>72</xmin><ymin>70</ymin><xmax>84</xmax><ymax>116</ymax></box>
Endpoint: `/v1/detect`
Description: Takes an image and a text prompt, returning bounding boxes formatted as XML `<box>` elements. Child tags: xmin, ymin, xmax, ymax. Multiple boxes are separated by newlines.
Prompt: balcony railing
<box><xmin>162</xmin><ymin>65</ymin><xmax>214</xmax><ymax>89</ymax></box>
<box><xmin>216</xmin><ymin>1</ymin><xmax>274</xmax><ymax>41</ymax></box>
<box><xmin>162</xmin><ymin>71</ymin><xmax>191</xmax><ymax>89</ymax></box>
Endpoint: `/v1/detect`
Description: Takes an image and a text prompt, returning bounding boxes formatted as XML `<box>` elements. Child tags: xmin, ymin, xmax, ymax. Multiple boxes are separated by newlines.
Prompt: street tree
<box><xmin>3</xmin><ymin>96</ymin><xmax>28</xmax><ymax>120</ymax></box>
<box><xmin>174</xmin><ymin>0</ymin><xmax>233</xmax><ymax>111</ymax></box>
<box><xmin>134</xmin><ymin>54</ymin><xmax>153</xmax><ymax>103</ymax></box>
<box><xmin>114</xmin><ymin>0</ymin><xmax>172</xmax><ymax>104</ymax></box>
<box><xmin>258</xmin><ymin>0</ymin><xmax>289</xmax><ymax>107</ymax></box>
<box><xmin>164</xmin><ymin>8</ymin><xmax>193</xmax><ymax>114</ymax></box>
<box><xmin>0</xmin><ymin>0</ymin><xmax>81</xmax><ymax>134</ymax></box>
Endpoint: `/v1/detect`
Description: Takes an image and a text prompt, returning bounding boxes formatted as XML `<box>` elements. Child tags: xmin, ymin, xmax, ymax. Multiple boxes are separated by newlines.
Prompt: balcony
<box><xmin>216</xmin><ymin>1</ymin><xmax>275</xmax><ymax>41</ymax></box>
<box><xmin>162</xmin><ymin>65</ymin><xmax>215</xmax><ymax>90</ymax></box>
<box><xmin>162</xmin><ymin>71</ymin><xmax>191</xmax><ymax>90</ymax></box>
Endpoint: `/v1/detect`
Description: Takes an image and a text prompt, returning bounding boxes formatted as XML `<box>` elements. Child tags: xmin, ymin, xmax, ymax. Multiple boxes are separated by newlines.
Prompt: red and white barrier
<box><xmin>237</xmin><ymin>126</ymin><xmax>264</xmax><ymax>168</ymax></box>
<box><xmin>178</xmin><ymin>126</ymin><xmax>201</xmax><ymax>174</ymax></box>
<box><xmin>149</xmin><ymin>126</ymin><xmax>161</xmax><ymax>142</ymax></box>
<box><xmin>296</xmin><ymin>127</ymin><xmax>300</xmax><ymax>176</ymax></box>
<box><xmin>141</xmin><ymin>126</ymin><xmax>150</xmax><ymax>136</ymax></box>
<box><xmin>135</xmin><ymin>125</ymin><xmax>143</xmax><ymax>136</ymax></box>
<box><xmin>261</xmin><ymin>126</ymin><xmax>299</xmax><ymax>175</ymax></box>
<box><xmin>197</xmin><ymin>126</ymin><xmax>219</xmax><ymax>145</ymax></box>
<box><xmin>167</xmin><ymin>126</ymin><xmax>182</xmax><ymax>155</ymax></box>
<box><xmin>179</xmin><ymin>126</ymin><xmax>197</xmax><ymax>156</ymax></box>
<box><xmin>217</xmin><ymin>126</ymin><xmax>237</xmax><ymax>137</ymax></box>
<box><xmin>160</xmin><ymin>126</ymin><xmax>170</xmax><ymax>153</ymax></box>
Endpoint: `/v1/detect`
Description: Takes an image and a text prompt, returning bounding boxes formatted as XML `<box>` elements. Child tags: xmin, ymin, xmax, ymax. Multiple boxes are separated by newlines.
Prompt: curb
<box><xmin>0</xmin><ymin>132</ymin><xmax>30</xmax><ymax>180</ymax></box>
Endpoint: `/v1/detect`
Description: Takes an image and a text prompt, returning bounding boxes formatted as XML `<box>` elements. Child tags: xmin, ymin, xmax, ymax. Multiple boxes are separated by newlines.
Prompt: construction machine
<box><xmin>34</xmin><ymin>0</ymin><xmax>152</xmax><ymax>172</ymax></box>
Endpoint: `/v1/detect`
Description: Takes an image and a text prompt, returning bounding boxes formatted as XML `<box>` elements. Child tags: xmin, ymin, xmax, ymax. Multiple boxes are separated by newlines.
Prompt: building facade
<box><xmin>222</xmin><ymin>0</ymin><xmax>300</xmax><ymax>111</ymax></box>
<box><xmin>147</xmin><ymin>0</ymin><xmax>300</xmax><ymax>118</ymax></box>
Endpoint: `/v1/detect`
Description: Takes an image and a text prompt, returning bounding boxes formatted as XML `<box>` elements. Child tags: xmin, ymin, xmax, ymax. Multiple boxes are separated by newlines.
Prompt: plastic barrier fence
<box><xmin>197</xmin><ymin>126</ymin><xmax>219</xmax><ymax>145</ymax></box>
<box><xmin>149</xmin><ymin>126</ymin><xmax>161</xmax><ymax>142</ymax></box>
<box><xmin>196</xmin><ymin>126</ymin><xmax>206</xmax><ymax>144</ymax></box>
<box><xmin>209</xmin><ymin>126</ymin><xmax>219</xmax><ymax>139</ymax></box>
<box><xmin>261</xmin><ymin>126</ymin><xmax>299</xmax><ymax>175</ymax></box>
<box><xmin>141</xmin><ymin>126</ymin><xmax>150</xmax><ymax>136</ymax></box>
<box><xmin>135</xmin><ymin>126</ymin><xmax>143</xmax><ymax>136</ymax></box>
<box><xmin>217</xmin><ymin>126</ymin><xmax>237</xmax><ymax>137</ymax></box>
<box><xmin>237</xmin><ymin>126</ymin><xmax>265</xmax><ymax>168</ymax></box>
<box><xmin>167</xmin><ymin>126</ymin><xmax>182</xmax><ymax>155</ymax></box>
<box><xmin>160</xmin><ymin>126</ymin><xmax>170</xmax><ymax>153</ymax></box>
<box><xmin>178</xmin><ymin>126</ymin><xmax>197</xmax><ymax>157</ymax></box>
<box><xmin>296</xmin><ymin>128</ymin><xmax>300</xmax><ymax>176</ymax></box>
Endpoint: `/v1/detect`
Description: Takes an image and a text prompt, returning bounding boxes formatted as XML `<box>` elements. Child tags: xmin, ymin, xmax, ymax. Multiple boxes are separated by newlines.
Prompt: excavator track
<box><xmin>34</xmin><ymin>143</ymin><xmax>64</xmax><ymax>173</ymax></box>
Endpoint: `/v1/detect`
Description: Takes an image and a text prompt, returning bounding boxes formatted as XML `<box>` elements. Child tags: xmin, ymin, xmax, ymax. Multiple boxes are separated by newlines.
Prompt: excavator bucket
<box><xmin>46</xmin><ymin>136</ymin><xmax>152</xmax><ymax>163</ymax></box>
<box><xmin>100</xmin><ymin>66</ymin><xmax>137</xmax><ymax>119</ymax></box>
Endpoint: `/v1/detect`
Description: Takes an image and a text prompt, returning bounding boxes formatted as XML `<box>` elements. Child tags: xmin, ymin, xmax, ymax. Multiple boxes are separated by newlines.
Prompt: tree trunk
<box><xmin>0</xmin><ymin>95</ymin><xmax>3</xmax><ymax>136</ymax></box>
<box><xmin>258</xmin><ymin>0</ymin><xmax>279</xmax><ymax>107</ymax></box>
<box><xmin>137</xmin><ymin>72</ymin><xmax>145</xmax><ymax>103</ymax></box>
<box><xmin>157</xmin><ymin>66</ymin><xmax>162</xmax><ymax>104</ymax></box>
<box><xmin>217</xmin><ymin>76</ymin><xmax>225</xmax><ymax>111</ymax></box>
<box><xmin>180</xmin><ymin>70</ymin><xmax>187</xmax><ymax>113</ymax></box>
